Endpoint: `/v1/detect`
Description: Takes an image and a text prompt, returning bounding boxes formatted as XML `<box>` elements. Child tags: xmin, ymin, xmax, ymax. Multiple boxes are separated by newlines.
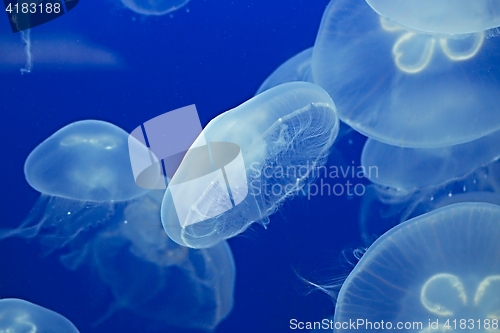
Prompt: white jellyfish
<box><xmin>312</xmin><ymin>0</ymin><xmax>500</xmax><ymax>148</ymax></box>
<box><xmin>365</xmin><ymin>0</ymin><xmax>500</xmax><ymax>36</ymax></box>
<box><xmin>357</xmin><ymin>121</ymin><xmax>500</xmax><ymax>245</ymax></box>
<box><xmin>0</xmin><ymin>298</ymin><xmax>79</xmax><ymax>332</ymax></box>
<box><xmin>361</xmin><ymin>128</ymin><xmax>500</xmax><ymax>192</ymax></box>
<box><xmin>335</xmin><ymin>202</ymin><xmax>500</xmax><ymax>333</ymax></box>
<box><xmin>0</xmin><ymin>120</ymin><xmax>148</xmax><ymax>254</ymax></box>
<box><xmin>161</xmin><ymin>82</ymin><xmax>339</xmax><ymax>248</ymax></box>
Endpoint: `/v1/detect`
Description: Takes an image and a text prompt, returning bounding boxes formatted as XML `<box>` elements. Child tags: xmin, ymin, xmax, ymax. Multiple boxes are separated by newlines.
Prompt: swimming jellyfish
<box><xmin>0</xmin><ymin>120</ymin><xmax>149</xmax><ymax>253</ymax></box>
<box><xmin>336</xmin><ymin>202</ymin><xmax>500</xmax><ymax>332</ymax></box>
<box><xmin>119</xmin><ymin>0</ymin><xmax>190</xmax><ymax>16</ymax></box>
<box><xmin>359</xmin><ymin>156</ymin><xmax>500</xmax><ymax>246</ymax></box>
<box><xmin>0</xmin><ymin>298</ymin><xmax>79</xmax><ymax>332</ymax></box>
<box><xmin>365</xmin><ymin>0</ymin><xmax>500</xmax><ymax>36</ymax></box>
<box><xmin>161</xmin><ymin>82</ymin><xmax>339</xmax><ymax>248</ymax></box>
<box><xmin>256</xmin><ymin>47</ymin><xmax>314</xmax><ymax>95</ymax></box>
<box><xmin>360</xmin><ymin>128</ymin><xmax>500</xmax><ymax>192</ymax></box>
<box><xmin>79</xmin><ymin>190</ymin><xmax>235</xmax><ymax>331</ymax></box>
<box><xmin>312</xmin><ymin>0</ymin><xmax>500</xmax><ymax>148</ymax></box>
<box><xmin>358</xmin><ymin>124</ymin><xmax>500</xmax><ymax>245</ymax></box>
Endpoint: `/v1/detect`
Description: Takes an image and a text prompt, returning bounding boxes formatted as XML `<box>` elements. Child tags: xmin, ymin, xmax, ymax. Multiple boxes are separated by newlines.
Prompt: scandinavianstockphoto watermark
<box><xmin>289</xmin><ymin>318</ymin><xmax>424</xmax><ymax>330</ymax></box>
<box><xmin>249</xmin><ymin>161</ymin><xmax>378</xmax><ymax>199</ymax></box>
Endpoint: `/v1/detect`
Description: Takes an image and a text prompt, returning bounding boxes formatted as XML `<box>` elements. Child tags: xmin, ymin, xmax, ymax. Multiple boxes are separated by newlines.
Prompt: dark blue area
<box><xmin>0</xmin><ymin>1</ymin><xmax>367</xmax><ymax>332</ymax></box>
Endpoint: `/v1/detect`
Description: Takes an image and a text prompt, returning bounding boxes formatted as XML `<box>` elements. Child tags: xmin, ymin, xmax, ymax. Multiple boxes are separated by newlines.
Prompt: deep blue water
<box><xmin>0</xmin><ymin>1</ymin><xmax>367</xmax><ymax>332</ymax></box>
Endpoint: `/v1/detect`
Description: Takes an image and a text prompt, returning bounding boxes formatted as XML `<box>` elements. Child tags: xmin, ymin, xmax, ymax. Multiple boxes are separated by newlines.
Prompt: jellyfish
<box><xmin>256</xmin><ymin>47</ymin><xmax>314</xmax><ymax>95</ymax></box>
<box><xmin>361</xmin><ymin>128</ymin><xmax>500</xmax><ymax>192</ymax></box>
<box><xmin>358</xmin><ymin>126</ymin><xmax>500</xmax><ymax>243</ymax></box>
<box><xmin>0</xmin><ymin>120</ymin><xmax>149</xmax><ymax>254</ymax></box>
<box><xmin>161</xmin><ymin>82</ymin><xmax>339</xmax><ymax>248</ymax></box>
<box><xmin>9</xmin><ymin>0</ymin><xmax>33</xmax><ymax>73</ymax></box>
<box><xmin>74</xmin><ymin>190</ymin><xmax>235</xmax><ymax>332</ymax></box>
<box><xmin>119</xmin><ymin>0</ymin><xmax>190</xmax><ymax>16</ymax></box>
<box><xmin>0</xmin><ymin>298</ymin><xmax>79</xmax><ymax>332</ymax></box>
<box><xmin>335</xmin><ymin>202</ymin><xmax>500</xmax><ymax>332</ymax></box>
<box><xmin>312</xmin><ymin>0</ymin><xmax>500</xmax><ymax>148</ymax></box>
<box><xmin>365</xmin><ymin>0</ymin><xmax>500</xmax><ymax>36</ymax></box>
<box><xmin>360</xmin><ymin>160</ymin><xmax>500</xmax><ymax>246</ymax></box>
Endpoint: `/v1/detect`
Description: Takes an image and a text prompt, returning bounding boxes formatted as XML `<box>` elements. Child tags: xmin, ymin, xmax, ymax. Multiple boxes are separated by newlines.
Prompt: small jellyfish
<box><xmin>0</xmin><ymin>120</ymin><xmax>148</xmax><ymax>254</ymax></box>
<box><xmin>256</xmin><ymin>47</ymin><xmax>314</xmax><ymax>95</ymax></box>
<box><xmin>365</xmin><ymin>0</ymin><xmax>500</xmax><ymax>36</ymax></box>
<box><xmin>312</xmin><ymin>0</ymin><xmax>500</xmax><ymax>148</ymax></box>
<box><xmin>79</xmin><ymin>190</ymin><xmax>235</xmax><ymax>332</ymax></box>
<box><xmin>161</xmin><ymin>82</ymin><xmax>339</xmax><ymax>248</ymax></box>
<box><xmin>0</xmin><ymin>298</ymin><xmax>79</xmax><ymax>332</ymax></box>
<box><xmin>119</xmin><ymin>0</ymin><xmax>190</xmax><ymax>16</ymax></box>
<box><xmin>335</xmin><ymin>202</ymin><xmax>500</xmax><ymax>332</ymax></box>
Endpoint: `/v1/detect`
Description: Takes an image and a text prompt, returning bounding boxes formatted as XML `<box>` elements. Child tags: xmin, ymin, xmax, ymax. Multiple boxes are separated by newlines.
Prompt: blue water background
<box><xmin>0</xmin><ymin>1</ymin><xmax>367</xmax><ymax>332</ymax></box>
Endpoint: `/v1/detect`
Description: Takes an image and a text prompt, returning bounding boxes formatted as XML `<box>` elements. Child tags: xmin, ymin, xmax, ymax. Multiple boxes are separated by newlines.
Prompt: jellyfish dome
<box><xmin>161</xmin><ymin>82</ymin><xmax>339</xmax><ymax>248</ymax></box>
<box><xmin>361</xmin><ymin>128</ymin><xmax>500</xmax><ymax>192</ymax></box>
<box><xmin>336</xmin><ymin>202</ymin><xmax>500</xmax><ymax>332</ymax></box>
<box><xmin>25</xmin><ymin>120</ymin><xmax>146</xmax><ymax>202</ymax></box>
<box><xmin>312</xmin><ymin>0</ymin><xmax>500</xmax><ymax>148</ymax></box>
<box><xmin>0</xmin><ymin>298</ymin><xmax>79</xmax><ymax>333</ymax></box>
<box><xmin>365</xmin><ymin>0</ymin><xmax>500</xmax><ymax>36</ymax></box>
<box><xmin>120</xmin><ymin>0</ymin><xmax>190</xmax><ymax>16</ymax></box>
<box><xmin>0</xmin><ymin>120</ymin><xmax>148</xmax><ymax>253</ymax></box>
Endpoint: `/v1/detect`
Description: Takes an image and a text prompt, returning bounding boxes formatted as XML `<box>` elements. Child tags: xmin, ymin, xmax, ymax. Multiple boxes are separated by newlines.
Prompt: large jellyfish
<box><xmin>72</xmin><ymin>190</ymin><xmax>235</xmax><ymax>331</ymax></box>
<box><xmin>0</xmin><ymin>298</ymin><xmax>79</xmax><ymax>332</ymax></box>
<box><xmin>161</xmin><ymin>82</ymin><xmax>339</xmax><ymax>248</ymax></box>
<box><xmin>365</xmin><ymin>0</ymin><xmax>500</xmax><ymax>36</ymax></box>
<box><xmin>119</xmin><ymin>0</ymin><xmax>190</xmax><ymax>16</ymax></box>
<box><xmin>256</xmin><ymin>47</ymin><xmax>314</xmax><ymax>95</ymax></box>
<box><xmin>312</xmin><ymin>0</ymin><xmax>500</xmax><ymax>148</ymax></box>
<box><xmin>0</xmin><ymin>120</ymin><xmax>148</xmax><ymax>253</ymax></box>
<box><xmin>336</xmin><ymin>202</ymin><xmax>500</xmax><ymax>332</ymax></box>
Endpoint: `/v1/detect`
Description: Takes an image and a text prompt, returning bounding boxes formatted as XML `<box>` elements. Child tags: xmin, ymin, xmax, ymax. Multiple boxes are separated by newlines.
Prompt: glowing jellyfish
<box><xmin>365</xmin><ymin>0</ymin><xmax>500</xmax><ymax>36</ymax></box>
<box><xmin>256</xmin><ymin>47</ymin><xmax>314</xmax><ymax>95</ymax></box>
<box><xmin>361</xmin><ymin>128</ymin><xmax>500</xmax><ymax>192</ymax></box>
<box><xmin>0</xmin><ymin>298</ymin><xmax>79</xmax><ymax>332</ymax></box>
<box><xmin>81</xmin><ymin>190</ymin><xmax>235</xmax><ymax>332</ymax></box>
<box><xmin>161</xmin><ymin>82</ymin><xmax>339</xmax><ymax>248</ymax></box>
<box><xmin>360</xmin><ymin>157</ymin><xmax>500</xmax><ymax>246</ymax></box>
<box><xmin>312</xmin><ymin>0</ymin><xmax>500</xmax><ymax>148</ymax></box>
<box><xmin>358</xmin><ymin>124</ymin><xmax>500</xmax><ymax>245</ymax></box>
<box><xmin>336</xmin><ymin>202</ymin><xmax>500</xmax><ymax>332</ymax></box>
<box><xmin>120</xmin><ymin>0</ymin><xmax>190</xmax><ymax>16</ymax></box>
<box><xmin>0</xmin><ymin>120</ymin><xmax>148</xmax><ymax>253</ymax></box>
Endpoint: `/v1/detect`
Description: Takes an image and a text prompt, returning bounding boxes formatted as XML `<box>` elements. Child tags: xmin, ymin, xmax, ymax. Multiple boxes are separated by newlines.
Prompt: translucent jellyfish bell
<box><xmin>336</xmin><ymin>202</ymin><xmax>500</xmax><ymax>332</ymax></box>
<box><xmin>161</xmin><ymin>82</ymin><xmax>339</xmax><ymax>248</ymax></box>
<box><xmin>361</xmin><ymin>128</ymin><xmax>500</xmax><ymax>191</ymax></box>
<box><xmin>359</xmin><ymin>128</ymin><xmax>500</xmax><ymax>244</ymax></box>
<box><xmin>0</xmin><ymin>298</ymin><xmax>79</xmax><ymax>332</ymax></box>
<box><xmin>312</xmin><ymin>0</ymin><xmax>500</xmax><ymax>148</ymax></box>
<box><xmin>0</xmin><ymin>120</ymin><xmax>148</xmax><ymax>253</ymax></box>
<box><xmin>359</xmin><ymin>157</ymin><xmax>500</xmax><ymax>246</ymax></box>
<box><xmin>365</xmin><ymin>0</ymin><xmax>500</xmax><ymax>36</ymax></box>
<box><xmin>120</xmin><ymin>0</ymin><xmax>190</xmax><ymax>16</ymax></box>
